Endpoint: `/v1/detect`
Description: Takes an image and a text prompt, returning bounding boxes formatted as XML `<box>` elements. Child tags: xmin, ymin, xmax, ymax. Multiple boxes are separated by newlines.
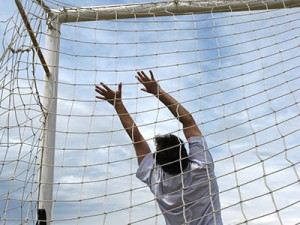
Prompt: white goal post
<box><xmin>54</xmin><ymin>0</ymin><xmax>300</xmax><ymax>23</ymax></box>
<box><xmin>1</xmin><ymin>0</ymin><xmax>300</xmax><ymax>224</ymax></box>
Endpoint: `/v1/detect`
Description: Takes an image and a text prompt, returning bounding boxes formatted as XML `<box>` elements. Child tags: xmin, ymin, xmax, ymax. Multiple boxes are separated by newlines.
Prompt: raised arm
<box><xmin>95</xmin><ymin>82</ymin><xmax>151</xmax><ymax>165</ymax></box>
<box><xmin>136</xmin><ymin>71</ymin><xmax>202</xmax><ymax>140</ymax></box>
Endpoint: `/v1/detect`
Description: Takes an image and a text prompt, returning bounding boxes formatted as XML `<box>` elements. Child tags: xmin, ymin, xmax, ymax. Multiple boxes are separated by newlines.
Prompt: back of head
<box><xmin>154</xmin><ymin>134</ymin><xmax>189</xmax><ymax>175</ymax></box>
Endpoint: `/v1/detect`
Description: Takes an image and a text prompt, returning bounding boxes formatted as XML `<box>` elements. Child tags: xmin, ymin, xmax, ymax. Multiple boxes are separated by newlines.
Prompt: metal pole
<box><xmin>38</xmin><ymin>14</ymin><xmax>60</xmax><ymax>225</ymax></box>
<box><xmin>54</xmin><ymin>0</ymin><xmax>300</xmax><ymax>23</ymax></box>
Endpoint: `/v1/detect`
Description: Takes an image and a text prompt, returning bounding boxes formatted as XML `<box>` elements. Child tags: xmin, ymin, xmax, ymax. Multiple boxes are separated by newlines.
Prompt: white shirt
<box><xmin>136</xmin><ymin>136</ymin><xmax>222</xmax><ymax>225</ymax></box>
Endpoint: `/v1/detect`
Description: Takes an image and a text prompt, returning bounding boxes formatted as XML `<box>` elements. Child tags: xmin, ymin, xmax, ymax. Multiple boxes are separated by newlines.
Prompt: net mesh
<box><xmin>0</xmin><ymin>0</ymin><xmax>299</xmax><ymax>224</ymax></box>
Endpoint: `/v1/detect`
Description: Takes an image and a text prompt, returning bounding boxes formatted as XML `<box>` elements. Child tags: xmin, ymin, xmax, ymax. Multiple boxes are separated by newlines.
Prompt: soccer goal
<box><xmin>1</xmin><ymin>0</ymin><xmax>299</xmax><ymax>224</ymax></box>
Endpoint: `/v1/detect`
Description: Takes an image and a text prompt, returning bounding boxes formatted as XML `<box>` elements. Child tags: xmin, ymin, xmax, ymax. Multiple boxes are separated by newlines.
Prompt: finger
<box><xmin>137</xmin><ymin>71</ymin><xmax>149</xmax><ymax>81</ymax></box>
<box><xmin>136</xmin><ymin>71</ymin><xmax>145</xmax><ymax>80</ymax></box>
<box><xmin>95</xmin><ymin>84</ymin><xmax>102</xmax><ymax>90</ymax></box>
<box><xmin>141</xmin><ymin>71</ymin><xmax>150</xmax><ymax>80</ymax></box>
<box><xmin>118</xmin><ymin>82</ymin><xmax>122</xmax><ymax>92</ymax></box>
<box><xmin>100</xmin><ymin>82</ymin><xmax>112</xmax><ymax>92</ymax></box>
<box><xmin>149</xmin><ymin>70</ymin><xmax>155</xmax><ymax>81</ymax></box>
<box><xmin>136</xmin><ymin>74</ymin><xmax>147</xmax><ymax>85</ymax></box>
<box><xmin>95</xmin><ymin>85</ymin><xmax>106</xmax><ymax>92</ymax></box>
<box><xmin>96</xmin><ymin>96</ymin><xmax>106</xmax><ymax>100</ymax></box>
<box><xmin>135</xmin><ymin>75</ymin><xmax>143</xmax><ymax>84</ymax></box>
<box><xmin>95</xmin><ymin>87</ymin><xmax>106</xmax><ymax>96</ymax></box>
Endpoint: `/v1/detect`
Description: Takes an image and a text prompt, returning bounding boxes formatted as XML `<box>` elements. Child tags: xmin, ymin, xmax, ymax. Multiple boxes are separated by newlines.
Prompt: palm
<box><xmin>95</xmin><ymin>82</ymin><xmax>122</xmax><ymax>105</ymax></box>
<box><xmin>136</xmin><ymin>70</ymin><xmax>159</xmax><ymax>95</ymax></box>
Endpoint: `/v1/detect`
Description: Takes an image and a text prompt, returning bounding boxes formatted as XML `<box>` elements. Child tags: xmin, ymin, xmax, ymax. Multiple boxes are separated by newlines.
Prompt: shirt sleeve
<box><xmin>188</xmin><ymin>136</ymin><xmax>214</xmax><ymax>167</ymax></box>
<box><xmin>136</xmin><ymin>154</ymin><xmax>154</xmax><ymax>185</ymax></box>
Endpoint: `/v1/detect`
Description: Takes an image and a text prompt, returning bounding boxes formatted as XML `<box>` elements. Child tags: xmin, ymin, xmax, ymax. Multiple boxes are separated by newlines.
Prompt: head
<box><xmin>154</xmin><ymin>134</ymin><xmax>189</xmax><ymax>175</ymax></box>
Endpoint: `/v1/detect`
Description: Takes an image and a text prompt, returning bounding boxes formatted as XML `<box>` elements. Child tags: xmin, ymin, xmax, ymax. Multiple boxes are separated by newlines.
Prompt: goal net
<box><xmin>1</xmin><ymin>0</ymin><xmax>299</xmax><ymax>224</ymax></box>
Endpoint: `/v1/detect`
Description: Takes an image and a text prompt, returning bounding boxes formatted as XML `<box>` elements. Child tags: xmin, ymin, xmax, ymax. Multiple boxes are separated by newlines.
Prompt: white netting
<box><xmin>1</xmin><ymin>0</ymin><xmax>300</xmax><ymax>224</ymax></box>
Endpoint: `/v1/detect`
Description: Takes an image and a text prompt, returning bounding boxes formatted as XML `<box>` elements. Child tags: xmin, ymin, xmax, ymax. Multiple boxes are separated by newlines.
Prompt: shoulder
<box><xmin>136</xmin><ymin>154</ymin><xmax>154</xmax><ymax>184</ymax></box>
<box><xmin>188</xmin><ymin>136</ymin><xmax>214</xmax><ymax>166</ymax></box>
<box><xmin>188</xmin><ymin>136</ymin><xmax>207</xmax><ymax>152</ymax></box>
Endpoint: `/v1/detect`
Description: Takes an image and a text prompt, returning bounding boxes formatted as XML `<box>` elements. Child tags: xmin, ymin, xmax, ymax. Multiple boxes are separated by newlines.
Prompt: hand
<box><xmin>136</xmin><ymin>70</ymin><xmax>160</xmax><ymax>96</ymax></box>
<box><xmin>95</xmin><ymin>82</ymin><xmax>122</xmax><ymax>105</ymax></box>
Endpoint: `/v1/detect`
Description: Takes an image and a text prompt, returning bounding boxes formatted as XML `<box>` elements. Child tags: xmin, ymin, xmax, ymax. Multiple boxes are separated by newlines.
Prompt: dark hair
<box><xmin>154</xmin><ymin>134</ymin><xmax>189</xmax><ymax>175</ymax></box>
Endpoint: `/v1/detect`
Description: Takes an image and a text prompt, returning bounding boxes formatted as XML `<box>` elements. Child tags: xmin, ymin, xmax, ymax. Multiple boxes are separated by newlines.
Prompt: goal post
<box><xmin>1</xmin><ymin>0</ymin><xmax>300</xmax><ymax>224</ymax></box>
<box><xmin>54</xmin><ymin>0</ymin><xmax>300</xmax><ymax>23</ymax></box>
<box><xmin>37</xmin><ymin>15</ymin><xmax>60</xmax><ymax>224</ymax></box>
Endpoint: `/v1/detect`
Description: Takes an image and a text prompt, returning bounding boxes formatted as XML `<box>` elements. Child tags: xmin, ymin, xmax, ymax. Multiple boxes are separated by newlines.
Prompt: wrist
<box><xmin>154</xmin><ymin>88</ymin><xmax>165</xmax><ymax>98</ymax></box>
<box><xmin>112</xmin><ymin>99</ymin><xmax>123</xmax><ymax>107</ymax></box>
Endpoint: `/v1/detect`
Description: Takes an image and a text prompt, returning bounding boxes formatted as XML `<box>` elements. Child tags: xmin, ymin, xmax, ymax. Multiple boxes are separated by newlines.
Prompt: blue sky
<box><xmin>1</xmin><ymin>1</ymin><xmax>300</xmax><ymax>225</ymax></box>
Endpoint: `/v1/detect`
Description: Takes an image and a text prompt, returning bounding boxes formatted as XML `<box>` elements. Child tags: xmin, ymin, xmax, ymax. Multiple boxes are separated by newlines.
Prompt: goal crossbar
<box><xmin>52</xmin><ymin>0</ymin><xmax>300</xmax><ymax>23</ymax></box>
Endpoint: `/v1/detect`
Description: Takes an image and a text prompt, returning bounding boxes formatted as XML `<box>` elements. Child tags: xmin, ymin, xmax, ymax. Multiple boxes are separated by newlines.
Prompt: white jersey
<box><xmin>136</xmin><ymin>136</ymin><xmax>222</xmax><ymax>225</ymax></box>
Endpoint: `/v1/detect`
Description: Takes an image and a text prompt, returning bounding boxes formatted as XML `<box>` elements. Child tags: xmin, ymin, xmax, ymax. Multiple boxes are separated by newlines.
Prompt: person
<box><xmin>95</xmin><ymin>70</ymin><xmax>222</xmax><ymax>225</ymax></box>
